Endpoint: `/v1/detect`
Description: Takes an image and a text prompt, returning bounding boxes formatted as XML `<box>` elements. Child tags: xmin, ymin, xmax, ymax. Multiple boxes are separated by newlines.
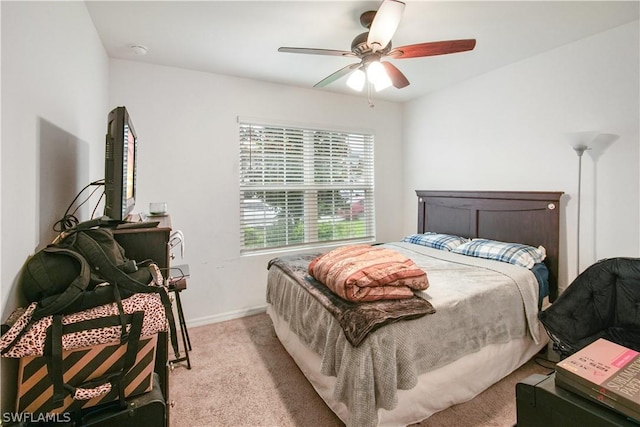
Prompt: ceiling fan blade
<box><xmin>278</xmin><ymin>47</ymin><xmax>356</xmax><ymax>57</ymax></box>
<box><xmin>381</xmin><ymin>62</ymin><xmax>409</xmax><ymax>89</ymax></box>
<box><xmin>367</xmin><ymin>0</ymin><xmax>406</xmax><ymax>52</ymax></box>
<box><xmin>388</xmin><ymin>39</ymin><xmax>477</xmax><ymax>59</ymax></box>
<box><xmin>314</xmin><ymin>63</ymin><xmax>361</xmax><ymax>88</ymax></box>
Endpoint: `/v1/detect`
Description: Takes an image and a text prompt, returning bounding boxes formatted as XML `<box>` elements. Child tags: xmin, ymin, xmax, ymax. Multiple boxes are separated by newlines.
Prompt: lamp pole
<box><xmin>573</xmin><ymin>145</ymin><xmax>588</xmax><ymax>276</ymax></box>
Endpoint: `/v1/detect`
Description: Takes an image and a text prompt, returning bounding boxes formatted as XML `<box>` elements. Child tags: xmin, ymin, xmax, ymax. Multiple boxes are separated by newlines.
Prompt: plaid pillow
<box><xmin>452</xmin><ymin>239</ymin><xmax>546</xmax><ymax>269</ymax></box>
<box><xmin>402</xmin><ymin>232</ymin><xmax>468</xmax><ymax>251</ymax></box>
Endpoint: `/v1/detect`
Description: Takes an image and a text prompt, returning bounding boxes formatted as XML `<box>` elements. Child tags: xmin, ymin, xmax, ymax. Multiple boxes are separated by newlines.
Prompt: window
<box><xmin>239</xmin><ymin>119</ymin><xmax>375</xmax><ymax>253</ymax></box>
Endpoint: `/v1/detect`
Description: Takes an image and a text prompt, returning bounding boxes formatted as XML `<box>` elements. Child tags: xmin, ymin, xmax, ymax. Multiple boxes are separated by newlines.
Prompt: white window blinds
<box><xmin>239</xmin><ymin>120</ymin><xmax>375</xmax><ymax>253</ymax></box>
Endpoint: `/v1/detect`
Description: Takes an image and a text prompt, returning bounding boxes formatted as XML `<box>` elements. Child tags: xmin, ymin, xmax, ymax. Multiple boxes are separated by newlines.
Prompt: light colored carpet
<box><xmin>168</xmin><ymin>312</ymin><xmax>552</xmax><ymax>427</ymax></box>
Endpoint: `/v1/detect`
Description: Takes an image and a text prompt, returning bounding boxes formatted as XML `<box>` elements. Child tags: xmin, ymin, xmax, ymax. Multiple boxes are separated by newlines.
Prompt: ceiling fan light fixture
<box><xmin>367</xmin><ymin>61</ymin><xmax>392</xmax><ymax>91</ymax></box>
<box><xmin>367</xmin><ymin>0</ymin><xmax>406</xmax><ymax>52</ymax></box>
<box><xmin>277</xmin><ymin>0</ymin><xmax>476</xmax><ymax>101</ymax></box>
<box><xmin>346</xmin><ymin>68</ymin><xmax>366</xmax><ymax>91</ymax></box>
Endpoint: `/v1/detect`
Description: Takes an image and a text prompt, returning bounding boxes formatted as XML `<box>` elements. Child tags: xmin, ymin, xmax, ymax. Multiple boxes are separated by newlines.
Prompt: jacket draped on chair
<box><xmin>539</xmin><ymin>257</ymin><xmax>640</xmax><ymax>358</ymax></box>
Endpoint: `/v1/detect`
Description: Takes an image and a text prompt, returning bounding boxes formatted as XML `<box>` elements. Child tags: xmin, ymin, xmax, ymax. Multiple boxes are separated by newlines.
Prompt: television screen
<box><xmin>104</xmin><ymin>106</ymin><xmax>137</xmax><ymax>221</ymax></box>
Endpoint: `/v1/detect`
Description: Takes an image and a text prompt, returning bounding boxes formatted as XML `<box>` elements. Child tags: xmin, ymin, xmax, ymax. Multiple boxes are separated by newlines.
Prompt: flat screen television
<box><xmin>104</xmin><ymin>106</ymin><xmax>137</xmax><ymax>221</ymax></box>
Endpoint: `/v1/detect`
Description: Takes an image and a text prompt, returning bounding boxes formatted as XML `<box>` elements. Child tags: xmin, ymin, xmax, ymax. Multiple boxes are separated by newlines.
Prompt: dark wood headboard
<box><xmin>416</xmin><ymin>190</ymin><xmax>563</xmax><ymax>301</ymax></box>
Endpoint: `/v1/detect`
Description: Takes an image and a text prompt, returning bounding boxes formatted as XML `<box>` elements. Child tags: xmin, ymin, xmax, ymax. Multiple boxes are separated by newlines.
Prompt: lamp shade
<box><xmin>367</xmin><ymin>61</ymin><xmax>392</xmax><ymax>91</ymax></box>
<box><xmin>565</xmin><ymin>131</ymin><xmax>599</xmax><ymax>153</ymax></box>
<box><xmin>346</xmin><ymin>69</ymin><xmax>366</xmax><ymax>91</ymax></box>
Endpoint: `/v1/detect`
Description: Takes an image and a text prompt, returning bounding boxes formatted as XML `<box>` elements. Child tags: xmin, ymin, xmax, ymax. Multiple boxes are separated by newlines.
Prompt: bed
<box><xmin>266</xmin><ymin>190</ymin><xmax>563</xmax><ymax>426</ymax></box>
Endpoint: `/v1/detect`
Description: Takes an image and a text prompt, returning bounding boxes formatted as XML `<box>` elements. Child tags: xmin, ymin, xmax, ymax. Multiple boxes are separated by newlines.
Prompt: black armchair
<box><xmin>539</xmin><ymin>257</ymin><xmax>640</xmax><ymax>359</ymax></box>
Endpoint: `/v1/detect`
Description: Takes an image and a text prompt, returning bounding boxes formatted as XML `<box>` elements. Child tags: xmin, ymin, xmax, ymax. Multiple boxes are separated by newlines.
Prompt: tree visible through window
<box><xmin>239</xmin><ymin>120</ymin><xmax>375</xmax><ymax>253</ymax></box>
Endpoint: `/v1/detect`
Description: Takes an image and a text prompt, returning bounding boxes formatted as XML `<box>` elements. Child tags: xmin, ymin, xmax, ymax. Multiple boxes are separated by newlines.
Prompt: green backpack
<box><xmin>20</xmin><ymin>226</ymin><xmax>163</xmax><ymax>317</ymax></box>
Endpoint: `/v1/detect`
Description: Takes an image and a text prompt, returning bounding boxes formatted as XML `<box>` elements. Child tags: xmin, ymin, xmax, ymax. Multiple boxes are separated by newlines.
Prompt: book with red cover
<box><xmin>555</xmin><ymin>338</ymin><xmax>640</xmax><ymax>421</ymax></box>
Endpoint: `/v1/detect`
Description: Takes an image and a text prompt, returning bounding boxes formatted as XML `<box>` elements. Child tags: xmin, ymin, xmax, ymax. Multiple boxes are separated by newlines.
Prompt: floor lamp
<box><xmin>571</xmin><ymin>143</ymin><xmax>590</xmax><ymax>276</ymax></box>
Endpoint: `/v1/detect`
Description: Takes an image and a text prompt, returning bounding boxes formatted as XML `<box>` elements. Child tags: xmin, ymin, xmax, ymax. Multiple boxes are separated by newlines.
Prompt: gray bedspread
<box><xmin>266</xmin><ymin>242</ymin><xmax>541</xmax><ymax>427</ymax></box>
<box><xmin>268</xmin><ymin>253</ymin><xmax>436</xmax><ymax>346</ymax></box>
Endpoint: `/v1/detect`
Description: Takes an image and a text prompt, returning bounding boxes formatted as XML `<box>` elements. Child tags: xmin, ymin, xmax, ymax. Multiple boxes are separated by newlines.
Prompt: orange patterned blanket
<box><xmin>268</xmin><ymin>253</ymin><xmax>435</xmax><ymax>347</ymax></box>
<box><xmin>308</xmin><ymin>244</ymin><xmax>429</xmax><ymax>302</ymax></box>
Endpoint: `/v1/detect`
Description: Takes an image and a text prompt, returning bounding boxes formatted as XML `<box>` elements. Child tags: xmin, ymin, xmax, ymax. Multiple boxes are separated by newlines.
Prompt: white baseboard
<box><xmin>185</xmin><ymin>305</ymin><xmax>267</xmax><ymax>328</ymax></box>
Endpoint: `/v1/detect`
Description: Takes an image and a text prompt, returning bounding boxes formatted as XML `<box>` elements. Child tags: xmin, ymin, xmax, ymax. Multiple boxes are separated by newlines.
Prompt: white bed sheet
<box><xmin>268</xmin><ymin>304</ymin><xmax>547</xmax><ymax>426</ymax></box>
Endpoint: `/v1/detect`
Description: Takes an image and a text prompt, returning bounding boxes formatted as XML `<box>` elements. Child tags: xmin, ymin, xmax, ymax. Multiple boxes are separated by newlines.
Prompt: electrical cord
<box><xmin>53</xmin><ymin>179</ymin><xmax>105</xmax><ymax>233</ymax></box>
<box><xmin>534</xmin><ymin>355</ymin><xmax>557</xmax><ymax>373</ymax></box>
<box><xmin>160</xmin><ymin>265</ymin><xmax>188</xmax><ymax>282</ymax></box>
<box><xmin>90</xmin><ymin>192</ymin><xmax>106</xmax><ymax>219</ymax></box>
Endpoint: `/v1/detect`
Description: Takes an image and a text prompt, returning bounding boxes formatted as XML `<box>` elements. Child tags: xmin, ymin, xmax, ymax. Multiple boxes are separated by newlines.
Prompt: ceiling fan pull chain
<box><xmin>367</xmin><ymin>83</ymin><xmax>375</xmax><ymax>108</ymax></box>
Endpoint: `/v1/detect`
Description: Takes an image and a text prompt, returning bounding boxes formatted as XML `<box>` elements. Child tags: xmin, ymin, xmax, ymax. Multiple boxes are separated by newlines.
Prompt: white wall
<box><xmin>1</xmin><ymin>1</ymin><xmax>109</xmax><ymax>314</ymax></box>
<box><xmin>108</xmin><ymin>60</ymin><xmax>404</xmax><ymax>325</ymax></box>
<box><xmin>1</xmin><ymin>1</ymin><xmax>109</xmax><ymax>412</ymax></box>
<box><xmin>403</xmin><ymin>21</ymin><xmax>640</xmax><ymax>292</ymax></box>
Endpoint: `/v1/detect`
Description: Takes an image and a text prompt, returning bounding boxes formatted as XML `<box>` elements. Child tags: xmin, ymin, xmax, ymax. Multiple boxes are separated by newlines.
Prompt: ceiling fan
<box><xmin>278</xmin><ymin>0</ymin><xmax>476</xmax><ymax>93</ymax></box>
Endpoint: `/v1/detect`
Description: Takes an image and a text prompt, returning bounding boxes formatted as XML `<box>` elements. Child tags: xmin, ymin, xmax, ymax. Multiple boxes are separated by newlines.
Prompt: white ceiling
<box><xmin>85</xmin><ymin>1</ymin><xmax>640</xmax><ymax>103</ymax></box>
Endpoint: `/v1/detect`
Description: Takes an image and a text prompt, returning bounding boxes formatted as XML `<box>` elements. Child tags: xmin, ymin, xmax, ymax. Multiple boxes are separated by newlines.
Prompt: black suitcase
<box><xmin>6</xmin><ymin>374</ymin><xmax>166</xmax><ymax>427</ymax></box>
<box><xmin>79</xmin><ymin>373</ymin><xmax>166</xmax><ymax>427</ymax></box>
